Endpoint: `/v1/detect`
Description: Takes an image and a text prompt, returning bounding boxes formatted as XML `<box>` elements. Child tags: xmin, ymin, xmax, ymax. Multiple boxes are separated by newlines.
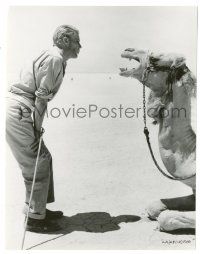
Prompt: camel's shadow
<box><xmin>46</xmin><ymin>212</ymin><xmax>141</xmax><ymax>235</ymax></box>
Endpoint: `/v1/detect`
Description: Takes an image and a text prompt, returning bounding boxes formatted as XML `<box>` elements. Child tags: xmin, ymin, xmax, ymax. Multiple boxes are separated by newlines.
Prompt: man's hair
<box><xmin>53</xmin><ymin>25</ymin><xmax>79</xmax><ymax>48</ymax></box>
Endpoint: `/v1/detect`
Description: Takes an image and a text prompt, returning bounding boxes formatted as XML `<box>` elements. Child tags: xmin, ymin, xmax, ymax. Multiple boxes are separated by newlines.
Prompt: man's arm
<box><xmin>33</xmin><ymin>97</ymin><xmax>47</xmax><ymax>139</ymax></box>
<box><xmin>33</xmin><ymin>56</ymin><xmax>63</xmax><ymax>139</ymax></box>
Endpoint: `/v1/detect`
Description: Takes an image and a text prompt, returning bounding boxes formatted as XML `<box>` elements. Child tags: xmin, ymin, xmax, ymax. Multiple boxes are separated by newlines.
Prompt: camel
<box><xmin>119</xmin><ymin>48</ymin><xmax>196</xmax><ymax>232</ymax></box>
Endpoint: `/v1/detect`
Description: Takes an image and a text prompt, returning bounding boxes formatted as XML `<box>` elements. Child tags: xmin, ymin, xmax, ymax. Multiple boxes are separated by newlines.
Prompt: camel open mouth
<box><xmin>119</xmin><ymin>49</ymin><xmax>141</xmax><ymax>76</ymax></box>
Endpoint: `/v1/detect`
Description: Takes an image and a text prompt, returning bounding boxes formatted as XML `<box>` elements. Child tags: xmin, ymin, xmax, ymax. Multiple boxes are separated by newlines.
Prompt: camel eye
<box><xmin>149</xmin><ymin>56</ymin><xmax>159</xmax><ymax>63</ymax></box>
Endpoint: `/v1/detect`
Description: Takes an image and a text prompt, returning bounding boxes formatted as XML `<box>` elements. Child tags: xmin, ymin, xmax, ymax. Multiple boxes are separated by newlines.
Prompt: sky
<box><xmin>7</xmin><ymin>6</ymin><xmax>197</xmax><ymax>75</ymax></box>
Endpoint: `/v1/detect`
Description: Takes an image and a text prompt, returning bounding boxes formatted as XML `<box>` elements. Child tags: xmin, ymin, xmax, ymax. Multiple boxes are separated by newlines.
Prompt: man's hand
<box><xmin>31</xmin><ymin>97</ymin><xmax>47</xmax><ymax>152</ymax></box>
<box><xmin>34</xmin><ymin>127</ymin><xmax>45</xmax><ymax>140</ymax></box>
<box><xmin>31</xmin><ymin>128</ymin><xmax>45</xmax><ymax>152</ymax></box>
<box><xmin>30</xmin><ymin>129</ymin><xmax>41</xmax><ymax>152</ymax></box>
<box><xmin>33</xmin><ymin>98</ymin><xmax>47</xmax><ymax>136</ymax></box>
<box><xmin>34</xmin><ymin>129</ymin><xmax>41</xmax><ymax>140</ymax></box>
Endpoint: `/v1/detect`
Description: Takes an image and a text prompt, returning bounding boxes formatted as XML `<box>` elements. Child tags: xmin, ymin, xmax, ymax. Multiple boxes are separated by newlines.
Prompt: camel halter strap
<box><xmin>142</xmin><ymin>59</ymin><xmax>196</xmax><ymax>181</ymax></box>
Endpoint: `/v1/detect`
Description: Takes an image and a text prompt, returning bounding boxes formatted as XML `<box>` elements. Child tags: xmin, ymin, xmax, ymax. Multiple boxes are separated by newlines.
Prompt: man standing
<box><xmin>6</xmin><ymin>25</ymin><xmax>81</xmax><ymax>233</ymax></box>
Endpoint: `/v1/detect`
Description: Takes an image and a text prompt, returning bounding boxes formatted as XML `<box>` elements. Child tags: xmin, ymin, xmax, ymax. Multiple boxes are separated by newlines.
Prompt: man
<box><xmin>6</xmin><ymin>25</ymin><xmax>81</xmax><ymax>233</ymax></box>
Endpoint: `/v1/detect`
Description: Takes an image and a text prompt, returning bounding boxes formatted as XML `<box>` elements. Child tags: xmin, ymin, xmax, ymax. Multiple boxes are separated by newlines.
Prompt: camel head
<box><xmin>119</xmin><ymin>48</ymin><xmax>188</xmax><ymax>95</ymax></box>
<box><xmin>120</xmin><ymin>48</ymin><xmax>196</xmax><ymax>124</ymax></box>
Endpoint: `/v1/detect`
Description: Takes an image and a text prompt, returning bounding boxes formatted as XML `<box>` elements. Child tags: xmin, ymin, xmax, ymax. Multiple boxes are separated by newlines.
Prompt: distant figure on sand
<box><xmin>120</xmin><ymin>48</ymin><xmax>196</xmax><ymax>232</ymax></box>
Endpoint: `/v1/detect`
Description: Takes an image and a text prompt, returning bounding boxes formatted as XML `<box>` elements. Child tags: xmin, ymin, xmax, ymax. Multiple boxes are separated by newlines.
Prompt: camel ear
<box><xmin>171</xmin><ymin>56</ymin><xmax>186</xmax><ymax>68</ymax></box>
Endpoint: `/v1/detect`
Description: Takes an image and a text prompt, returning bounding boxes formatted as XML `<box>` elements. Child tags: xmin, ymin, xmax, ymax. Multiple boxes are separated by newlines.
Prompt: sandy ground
<box><xmin>5</xmin><ymin>74</ymin><xmax>195</xmax><ymax>250</ymax></box>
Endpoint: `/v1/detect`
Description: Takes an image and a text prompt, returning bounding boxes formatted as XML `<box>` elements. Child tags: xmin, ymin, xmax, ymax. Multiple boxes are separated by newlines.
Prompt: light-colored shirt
<box><xmin>8</xmin><ymin>47</ymin><xmax>66</xmax><ymax>110</ymax></box>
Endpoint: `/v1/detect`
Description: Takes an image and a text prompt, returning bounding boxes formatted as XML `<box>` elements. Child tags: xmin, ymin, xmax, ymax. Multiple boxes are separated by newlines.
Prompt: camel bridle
<box><xmin>141</xmin><ymin>55</ymin><xmax>196</xmax><ymax>181</ymax></box>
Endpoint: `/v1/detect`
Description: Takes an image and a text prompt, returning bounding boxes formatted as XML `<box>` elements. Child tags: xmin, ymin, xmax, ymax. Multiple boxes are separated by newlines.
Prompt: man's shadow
<box><xmin>56</xmin><ymin>212</ymin><xmax>141</xmax><ymax>234</ymax></box>
<box><xmin>27</xmin><ymin>212</ymin><xmax>141</xmax><ymax>249</ymax></box>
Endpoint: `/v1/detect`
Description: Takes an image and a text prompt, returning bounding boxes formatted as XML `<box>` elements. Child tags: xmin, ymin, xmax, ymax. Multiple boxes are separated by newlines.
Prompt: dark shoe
<box><xmin>46</xmin><ymin>209</ymin><xmax>63</xmax><ymax>219</ymax></box>
<box><xmin>25</xmin><ymin>217</ymin><xmax>62</xmax><ymax>233</ymax></box>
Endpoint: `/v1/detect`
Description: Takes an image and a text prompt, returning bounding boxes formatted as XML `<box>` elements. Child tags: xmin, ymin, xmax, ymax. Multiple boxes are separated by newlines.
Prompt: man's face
<box><xmin>68</xmin><ymin>32</ymin><xmax>82</xmax><ymax>58</ymax></box>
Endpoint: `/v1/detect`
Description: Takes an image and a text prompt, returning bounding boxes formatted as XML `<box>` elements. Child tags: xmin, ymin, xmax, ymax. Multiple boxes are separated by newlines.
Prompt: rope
<box><xmin>143</xmin><ymin>126</ymin><xmax>196</xmax><ymax>181</ymax></box>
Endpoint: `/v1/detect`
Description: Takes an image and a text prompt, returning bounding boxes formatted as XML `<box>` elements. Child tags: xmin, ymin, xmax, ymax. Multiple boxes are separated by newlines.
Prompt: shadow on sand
<box><xmin>26</xmin><ymin>212</ymin><xmax>141</xmax><ymax>249</ymax></box>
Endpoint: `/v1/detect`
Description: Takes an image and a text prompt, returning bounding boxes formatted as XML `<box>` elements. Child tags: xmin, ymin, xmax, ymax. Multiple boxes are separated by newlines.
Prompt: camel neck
<box><xmin>171</xmin><ymin>81</ymin><xmax>191</xmax><ymax>121</ymax></box>
<box><xmin>159</xmin><ymin>81</ymin><xmax>195</xmax><ymax>156</ymax></box>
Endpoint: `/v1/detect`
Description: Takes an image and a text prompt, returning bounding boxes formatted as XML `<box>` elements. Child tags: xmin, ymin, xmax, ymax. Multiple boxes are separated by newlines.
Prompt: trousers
<box><xmin>6</xmin><ymin>98</ymin><xmax>54</xmax><ymax>219</ymax></box>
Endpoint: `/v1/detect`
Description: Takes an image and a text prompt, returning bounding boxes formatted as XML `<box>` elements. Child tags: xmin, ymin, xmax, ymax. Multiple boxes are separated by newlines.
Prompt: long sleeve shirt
<box><xmin>8</xmin><ymin>46</ymin><xmax>66</xmax><ymax>111</ymax></box>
